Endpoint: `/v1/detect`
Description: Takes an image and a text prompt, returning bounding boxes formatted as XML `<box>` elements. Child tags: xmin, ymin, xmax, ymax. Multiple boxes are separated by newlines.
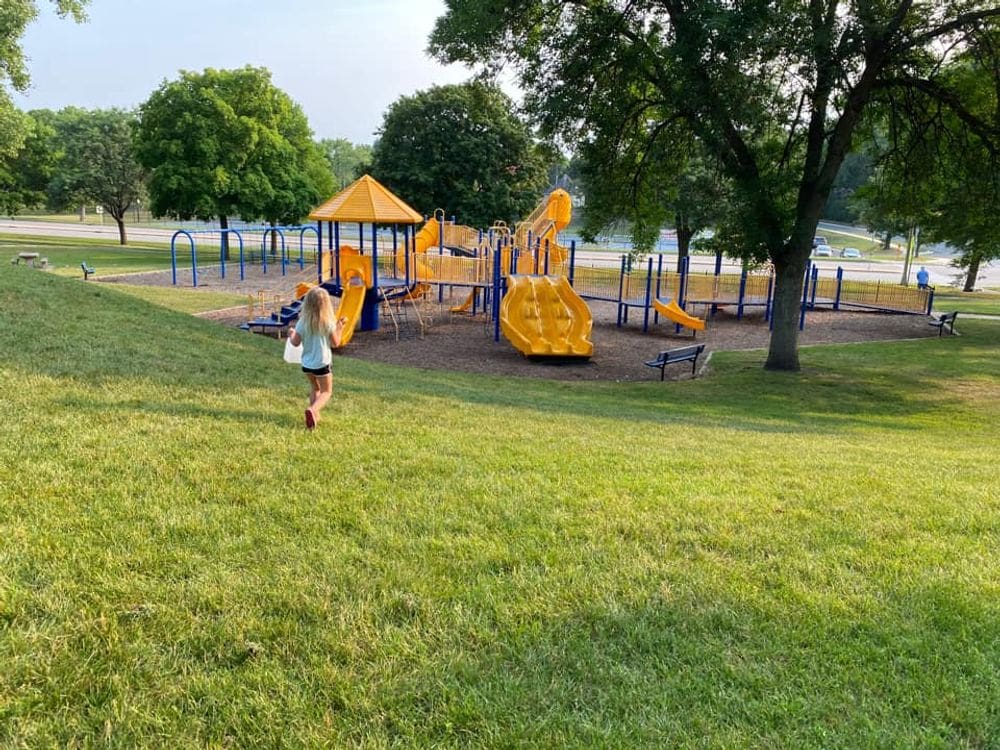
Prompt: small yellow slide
<box><xmin>335</xmin><ymin>275</ymin><xmax>366</xmax><ymax>347</ymax></box>
<box><xmin>333</xmin><ymin>255</ymin><xmax>373</xmax><ymax>347</ymax></box>
<box><xmin>653</xmin><ymin>298</ymin><xmax>705</xmax><ymax>332</ymax></box>
<box><xmin>500</xmin><ymin>275</ymin><xmax>593</xmax><ymax>358</ymax></box>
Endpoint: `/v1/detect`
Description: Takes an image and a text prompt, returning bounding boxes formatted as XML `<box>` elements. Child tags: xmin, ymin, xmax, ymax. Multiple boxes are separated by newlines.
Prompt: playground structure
<box><xmin>232</xmin><ymin>174</ymin><xmax>936</xmax><ymax>361</ymax></box>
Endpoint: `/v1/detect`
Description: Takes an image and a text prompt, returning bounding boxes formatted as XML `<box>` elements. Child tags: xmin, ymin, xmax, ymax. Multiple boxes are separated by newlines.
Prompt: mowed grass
<box><xmin>2</xmin><ymin>267</ymin><xmax>999</xmax><ymax>748</ymax></box>
<box><xmin>1</xmin><ymin>234</ymin><xmax>171</xmax><ymax>277</ymax></box>
<box><xmin>103</xmin><ymin>284</ymin><xmax>249</xmax><ymax>314</ymax></box>
<box><xmin>933</xmin><ymin>288</ymin><xmax>1000</xmax><ymax>316</ymax></box>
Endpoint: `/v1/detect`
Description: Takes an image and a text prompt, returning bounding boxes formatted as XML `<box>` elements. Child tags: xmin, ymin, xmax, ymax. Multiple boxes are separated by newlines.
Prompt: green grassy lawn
<box><xmin>1</xmin><ymin>234</ymin><xmax>172</xmax><ymax>277</ymax></box>
<box><xmin>2</xmin><ymin>267</ymin><xmax>999</xmax><ymax>747</ymax></box>
<box><xmin>933</xmin><ymin>288</ymin><xmax>1000</xmax><ymax>316</ymax></box>
<box><xmin>104</xmin><ymin>284</ymin><xmax>249</xmax><ymax>314</ymax></box>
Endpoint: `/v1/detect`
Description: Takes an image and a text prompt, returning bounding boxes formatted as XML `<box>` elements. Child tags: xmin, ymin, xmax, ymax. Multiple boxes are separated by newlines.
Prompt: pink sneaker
<box><xmin>305</xmin><ymin>408</ymin><xmax>316</xmax><ymax>430</ymax></box>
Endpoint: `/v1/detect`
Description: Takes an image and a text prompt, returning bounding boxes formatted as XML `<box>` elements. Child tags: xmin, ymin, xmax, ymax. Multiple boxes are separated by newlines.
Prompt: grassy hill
<box><xmin>2</xmin><ymin>267</ymin><xmax>999</xmax><ymax>747</ymax></box>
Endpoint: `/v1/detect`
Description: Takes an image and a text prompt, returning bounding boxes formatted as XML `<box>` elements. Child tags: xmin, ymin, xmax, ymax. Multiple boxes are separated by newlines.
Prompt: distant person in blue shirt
<box><xmin>288</xmin><ymin>287</ymin><xmax>346</xmax><ymax>430</ymax></box>
<box><xmin>916</xmin><ymin>267</ymin><xmax>930</xmax><ymax>289</ymax></box>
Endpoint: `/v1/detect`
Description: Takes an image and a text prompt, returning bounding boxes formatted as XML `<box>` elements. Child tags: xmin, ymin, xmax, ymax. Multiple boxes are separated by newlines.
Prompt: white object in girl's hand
<box><xmin>283</xmin><ymin>337</ymin><xmax>303</xmax><ymax>364</ymax></box>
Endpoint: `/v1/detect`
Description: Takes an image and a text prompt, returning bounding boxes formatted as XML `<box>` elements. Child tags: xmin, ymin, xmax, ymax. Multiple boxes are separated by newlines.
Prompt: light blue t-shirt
<box><xmin>295</xmin><ymin>318</ymin><xmax>333</xmax><ymax>369</ymax></box>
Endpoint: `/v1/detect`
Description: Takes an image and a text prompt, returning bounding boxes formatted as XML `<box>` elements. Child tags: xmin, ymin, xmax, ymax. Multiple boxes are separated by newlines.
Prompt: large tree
<box><xmin>135</xmin><ymin>66</ymin><xmax>332</xmax><ymax>253</ymax></box>
<box><xmin>46</xmin><ymin>108</ymin><xmax>145</xmax><ymax>245</ymax></box>
<box><xmin>858</xmin><ymin>51</ymin><xmax>999</xmax><ymax>291</ymax></box>
<box><xmin>431</xmin><ymin>2</ymin><xmax>1000</xmax><ymax>371</ymax></box>
<box><xmin>369</xmin><ymin>81</ymin><xmax>548</xmax><ymax>227</ymax></box>
<box><xmin>0</xmin><ymin>1</ymin><xmax>87</xmax><ymax>157</ymax></box>
<box><xmin>319</xmin><ymin>138</ymin><xmax>373</xmax><ymax>190</ymax></box>
<box><xmin>0</xmin><ymin>112</ymin><xmax>57</xmax><ymax>215</ymax></box>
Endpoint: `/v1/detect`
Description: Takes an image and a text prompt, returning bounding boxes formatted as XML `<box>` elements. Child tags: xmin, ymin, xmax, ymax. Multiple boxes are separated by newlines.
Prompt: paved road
<box><xmin>0</xmin><ymin>219</ymin><xmax>176</xmax><ymax>244</ymax></box>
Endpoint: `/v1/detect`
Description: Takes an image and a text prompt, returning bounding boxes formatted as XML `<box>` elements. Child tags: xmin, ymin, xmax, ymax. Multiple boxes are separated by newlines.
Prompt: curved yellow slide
<box><xmin>500</xmin><ymin>275</ymin><xmax>593</xmax><ymax>357</ymax></box>
<box><xmin>653</xmin><ymin>298</ymin><xmax>705</xmax><ymax>332</ymax></box>
<box><xmin>334</xmin><ymin>274</ymin><xmax>366</xmax><ymax>347</ymax></box>
<box><xmin>333</xmin><ymin>255</ymin><xmax>373</xmax><ymax>347</ymax></box>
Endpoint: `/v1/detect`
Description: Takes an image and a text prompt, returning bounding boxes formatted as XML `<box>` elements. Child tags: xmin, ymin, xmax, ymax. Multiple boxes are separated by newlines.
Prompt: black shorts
<box><xmin>301</xmin><ymin>364</ymin><xmax>331</xmax><ymax>376</ymax></box>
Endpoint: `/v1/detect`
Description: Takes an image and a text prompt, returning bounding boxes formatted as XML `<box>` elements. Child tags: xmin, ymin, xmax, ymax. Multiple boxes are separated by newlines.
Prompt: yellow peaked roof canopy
<box><xmin>308</xmin><ymin>174</ymin><xmax>423</xmax><ymax>224</ymax></box>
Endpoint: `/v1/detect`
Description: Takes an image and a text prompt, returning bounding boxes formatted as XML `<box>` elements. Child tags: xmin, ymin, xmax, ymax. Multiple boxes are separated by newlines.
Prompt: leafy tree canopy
<box><xmin>0</xmin><ymin>112</ymin><xmax>57</xmax><ymax>215</ymax></box>
<box><xmin>430</xmin><ymin>0</ymin><xmax>1000</xmax><ymax>370</ymax></box>
<box><xmin>135</xmin><ymin>66</ymin><xmax>332</xmax><ymax>230</ymax></box>
<box><xmin>863</xmin><ymin>50</ymin><xmax>1000</xmax><ymax>290</ymax></box>
<box><xmin>319</xmin><ymin>138</ymin><xmax>373</xmax><ymax>190</ymax></box>
<box><xmin>46</xmin><ymin>108</ymin><xmax>146</xmax><ymax>244</ymax></box>
<box><xmin>0</xmin><ymin>1</ymin><xmax>87</xmax><ymax>156</ymax></box>
<box><xmin>369</xmin><ymin>81</ymin><xmax>548</xmax><ymax>227</ymax></box>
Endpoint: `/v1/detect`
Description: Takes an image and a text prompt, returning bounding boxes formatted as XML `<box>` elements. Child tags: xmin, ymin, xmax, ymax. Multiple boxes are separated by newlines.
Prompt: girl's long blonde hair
<box><xmin>301</xmin><ymin>287</ymin><xmax>335</xmax><ymax>334</ymax></box>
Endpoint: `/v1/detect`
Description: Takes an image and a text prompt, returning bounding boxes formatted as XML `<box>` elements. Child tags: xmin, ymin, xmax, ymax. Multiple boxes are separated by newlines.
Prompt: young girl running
<box><xmin>288</xmin><ymin>287</ymin><xmax>347</xmax><ymax>430</ymax></box>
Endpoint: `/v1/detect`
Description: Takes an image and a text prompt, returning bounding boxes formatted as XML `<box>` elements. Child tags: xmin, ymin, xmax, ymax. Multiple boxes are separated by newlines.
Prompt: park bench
<box><xmin>644</xmin><ymin>343</ymin><xmax>706</xmax><ymax>380</ymax></box>
<box><xmin>81</xmin><ymin>261</ymin><xmax>95</xmax><ymax>280</ymax></box>
<box><xmin>928</xmin><ymin>311</ymin><xmax>958</xmax><ymax>336</ymax></box>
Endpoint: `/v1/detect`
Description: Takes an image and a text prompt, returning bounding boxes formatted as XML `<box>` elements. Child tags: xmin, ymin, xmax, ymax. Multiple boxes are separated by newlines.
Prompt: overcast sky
<box><xmin>13</xmin><ymin>0</ymin><xmax>482</xmax><ymax>143</ymax></box>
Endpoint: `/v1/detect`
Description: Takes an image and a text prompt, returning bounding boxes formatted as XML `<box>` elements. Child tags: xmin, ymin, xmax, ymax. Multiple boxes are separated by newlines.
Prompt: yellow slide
<box><xmin>654</xmin><ymin>298</ymin><xmax>705</xmax><ymax>332</ymax></box>
<box><xmin>449</xmin><ymin>288</ymin><xmax>477</xmax><ymax>313</ymax></box>
<box><xmin>332</xmin><ymin>255</ymin><xmax>373</xmax><ymax>347</ymax></box>
<box><xmin>500</xmin><ymin>275</ymin><xmax>593</xmax><ymax>358</ymax></box>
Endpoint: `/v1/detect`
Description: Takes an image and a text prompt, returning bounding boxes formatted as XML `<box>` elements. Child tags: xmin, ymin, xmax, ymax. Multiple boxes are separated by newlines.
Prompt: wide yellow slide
<box><xmin>653</xmin><ymin>298</ymin><xmax>705</xmax><ymax>332</ymax></box>
<box><xmin>500</xmin><ymin>275</ymin><xmax>593</xmax><ymax>358</ymax></box>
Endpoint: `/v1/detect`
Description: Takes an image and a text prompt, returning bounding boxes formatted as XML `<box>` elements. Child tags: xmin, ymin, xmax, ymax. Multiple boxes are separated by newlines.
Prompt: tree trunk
<box><xmin>963</xmin><ymin>253</ymin><xmax>982</xmax><ymax>292</ymax></box>
<box><xmin>115</xmin><ymin>216</ymin><xmax>127</xmax><ymax>245</ymax></box>
<box><xmin>79</xmin><ymin>204</ymin><xmax>86</xmax><ymax>222</ymax></box>
<box><xmin>676</xmin><ymin>217</ymin><xmax>694</xmax><ymax>273</ymax></box>
<box><xmin>882</xmin><ymin>233</ymin><xmax>891</xmax><ymax>252</ymax></box>
<box><xmin>765</xmin><ymin>258</ymin><xmax>807</xmax><ymax>371</ymax></box>
<box><xmin>220</xmin><ymin>214</ymin><xmax>231</xmax><ymax>261</ymax></box>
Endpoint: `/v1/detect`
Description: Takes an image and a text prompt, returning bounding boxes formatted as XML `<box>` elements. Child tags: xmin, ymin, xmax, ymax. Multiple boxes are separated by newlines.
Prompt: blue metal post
<box><xmin>236</xmin><ymin>230</ymin><xmax>245</xmax><ymax>281</ymax></box>
<box><xmin>654</xmin><ymin>253</ymin><xmax>663</xmax><ymax>325</ymax></box>
<box><xmin>764</xmin><ymin>274</ymin><xmax>774</xmax><ymax>322</ymax></box>
<box><xmin>926</xmin><ymin>285</ymin><xmax>935</xmax><ymax>315</ymax></box>
<box><xmin>676</xmin><ymin>255</ymin><xmax>690</xmax><ymax>334</ymax></box>
<box><xmin>616</xmin><ymin>254</ymin><xmax>626</xmax><ymax>327</ymax></box>
<box><xmin>334</xmin><ymin>222</ymin><xmax>341</xmax><ymax>286</ymax></box>
<box><xmin>191</xmin><ymin>235</ymin><xmax>199</xmax><ymax>288</ymax></box>
<box><xmin>834</xmin><ymin>267</ymin><xmax>844</xmax><ymax>310</ymax></box>
<box><xmin>810</xmin><ymin>265</ymin><xmax>819</xmax><ymax>308</ymax></box>
<box><xmin>544</xmin><ymin>239</ymin><xmax>550</xmax><ymax>276</ymax></box>
<box><xmin>358</xmin><ymin>222</ymin><xmax>364</xmax><ymax>252</ymax></box>
<box><xmin>568</xmin><ymin>240</ymin><xmax>576</xmax><ymax>286</ymax></box>
<box><xmin>260</xmin><ymin>229</ymin><xmax>267</xmax><ymax>275</ymax></box>
<box><xmin>392</xmin><ymin>225</ymin><xmax>398</xmax><ymax>279</ymax></box>
<box><xmin>714</xmin><ymin>250</ymin><xmax>723</xmax><ymax>276</ymax></box>
<box><xmin>316</xmin><ymin>222</ymin><xmax>323</xmax><ymax>283</ymax></box>
<box><xmin>737</xmin><ymin>268</ymin><xmax>748</xmax><ymax>320</ymax></box>
<box><xmin>327</xmin><ymin>221</ymin><xmax>333</xmax><ymax>250</ymax></box>
<box><xmin>643</xmin><ymin>256</ymin><xmax>653</xmax><ymax>333</ymax></box>
<box><xmin>372</xmin><ymin>222</ymin><xmax>379</xmax><ymax>291</ymax></box>
<box><xmin>219</xmin><ymin>231</ymin><xmax>226</xmax><ymax>279</ymax></box>
<box><xmin>799</xmin><ymin>261</ymin><xmax>810</xmax><ymax>331</ymax></box>
<box><xmin>493</xmin><ymin>239</ymin><xmax>502</xmax><ymax>343</ymax></box>
<box><xmin>438</xmin><ymin>216</ymin><xmax>445</xmax><ymax>303</ymax></box>
<box><xmin>403</xmin><ymin>225</ymin><xmax>410</xmax><ymax>286</ymax></box>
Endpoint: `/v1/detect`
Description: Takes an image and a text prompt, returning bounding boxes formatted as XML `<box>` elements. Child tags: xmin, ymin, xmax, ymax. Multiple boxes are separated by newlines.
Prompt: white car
<box><xmin>814</xmin><ymin>245</ymin><xmax>833</xmax><ymax>257</ymax></box>
<box><xmin>841</xmin><ymin>247</ymin><xmax>862</xmax><ymax>259</ymax></box>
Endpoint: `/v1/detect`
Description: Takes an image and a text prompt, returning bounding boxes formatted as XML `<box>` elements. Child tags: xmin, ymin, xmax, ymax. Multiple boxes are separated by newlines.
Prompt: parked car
<box><xmin>812</xmin><ymin>236</ymin><xmax>828</xmax><ymax>248</ymax></box>
<box><xmin>841</xmin><ymin>247</ymin><xmax>862</xmax><ymax>259</ymax></box>
<box><xmin>814</xmin><ymin>244</ymin><xmax>833</xmax><ymax>257</ymax></box>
